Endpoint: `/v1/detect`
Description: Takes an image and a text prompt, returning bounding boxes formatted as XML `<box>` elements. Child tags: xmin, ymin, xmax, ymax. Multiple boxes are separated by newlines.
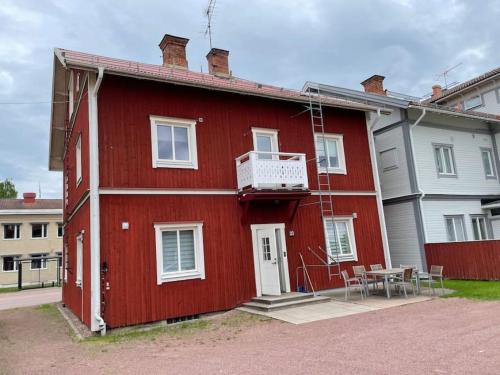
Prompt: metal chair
<box><xmin>390</xmin><ymin>268</ymin><xmax>415</xmax><ymax>298</ymax></box>
<box><xmin>370</xmin><ymin>264</ymin><xmax>383</xmax><ymax>271</ymax></box>
<box><xmin>400</xmin><ymin>264</ymin><xmax>420</xmax><ymax>292</ymax></box>
<box><xmin>341</xmin><ymin>270</ymin><xmax>365</xmax><ymax>300</ymax></box>
<box><xmin>353</xmin><ymin>265</ymin><xmax>379</xmax><ymax>295</ymax></box>
<box><xmin>421</xmin><ymin>265</ymin><xmax>444</xmax><ymax>295</ymax></box>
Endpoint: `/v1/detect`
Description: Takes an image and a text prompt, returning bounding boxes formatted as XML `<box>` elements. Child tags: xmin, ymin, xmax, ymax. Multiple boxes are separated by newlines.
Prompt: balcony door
<box><xmin>252</xmin><ymin>128</ymin><xmax>278</xmax><ymax>160</ymax></box>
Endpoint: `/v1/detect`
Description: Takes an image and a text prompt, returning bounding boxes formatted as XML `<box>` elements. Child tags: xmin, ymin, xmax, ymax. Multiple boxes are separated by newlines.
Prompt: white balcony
<box><xmin>235</xmin><ymin>151</ymin><xmax>309</xmax><ymax>191</ymax></box>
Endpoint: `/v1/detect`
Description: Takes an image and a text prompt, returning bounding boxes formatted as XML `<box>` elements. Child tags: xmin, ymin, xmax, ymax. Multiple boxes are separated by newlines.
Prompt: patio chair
<box><xmin>421</xmin><ymin>265</ymin><xmax>444</xmax><ymax>295</ymax></box>
<box><xmin>353</xmin><ymin>265</ymin><xmax>379</xmax><ymax>294</ymax></box>
<box><xmin>400</xmin><ymin>264</ymin><xmax>420</xmax><ymax>290</ymax></box>
<box><xmin>341</xmin><ymin>270</ymin><xmax>365</xmax><ymax>301</ymax></box>
<box><xmin>389</xmin><ymin>267</ymin><xmax>415</xmax><ymax>298</ymax></box>
<box><xmin>370</xmin><ymin>264</ymin><xmax>383</xmax><ymax>271</ymax></box>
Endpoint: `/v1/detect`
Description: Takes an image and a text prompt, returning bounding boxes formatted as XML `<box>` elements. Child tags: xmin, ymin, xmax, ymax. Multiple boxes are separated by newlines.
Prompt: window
<box><xmin>63</xmin><ymin>244</ymin><xmax>68</xmax><ymax>283</ymax></box>
<box><xmin>68</xmin><ymin>71</ymin><xmax>74</xmax><ymax>119</ymax></box>
<box><xmin>31</xmin><ymin>223</ymin><xmax>48</xmax><ymax>239</ymax></box>
<box><xmin>323</xmin><ymin>217</ymin><xmax>357</xmax><ymax>262</ymax></box>
<box><xmin>445</xmin><ymin>216</ymin><xmax>466</xmax><ymax>242</ymax></box>
<box><xmin>76</xmin><ymin>72</ymin><xmax>80</xmax><ymax>93</ymax></box>
<box><xmin>471</xmin><ymin>216</ymin><xmax>490</xmax><ymax>240</ymax></box>
<box><xmin>154</xmin><ymin>223</ymin><xmax>205</xmax><ymax>284</ymax></box>
<box><xmin>30</xmin><ymin>253</ymin><xmax>48</xmax><ymax>270</ymax></box>
<box><xmin>434</xmin><ymin>144</ymin><xmax>456</xmax><ymax>176</ymax></box>
<box><xmin>315</xmin><ymin>134</ymin><xmax>346</xmax><ymax>174</ymax></box>
<box><xmin>380</xmin><ymin>147</ymin><xmax>399</xmax><ymax>172</ymax></box>
<box><xmin>463</xmin><ymin>95</ymin><xmax>482</xmax><ymax>110</ymax></box>
<box><xmin>252</xmin><ymin>128</ymin><xmax>279</xmax><ymax>160</ymax></box>
<box><xmin>57</xmin><ymin>223</ymin><xmax>64</xmax><ymax>238</ymax></box>
<box><xmin>481</xmin><ymin>148</ymin><xmax>496</xmax><ymax>178</ymax></box>
<box><xmin>76</xmin><ymin>134</ymin><xmax>82</xmax><ymax>185</ymax></box>
<box><xmin>150</xmin><ymin>116</ymin><xmax>198</xmax><ymax>169</ymax></box>
<box><xmin>76</xmin><ymin>234</ymin><xmax>83</xmax><ymax>287</ymax></box>
<box><xmin>3</xmin><ymin>224</ymin><xmax>21</xmax><ymax>240</ymax></box>
<box><xmin>2</xmin><ymin>255</ymin><xmax>20</xmax><ymax>272</ymax></box>
<box><xmin>262</xmin><ymin>237</ymin><xmax>271</xmax><ymax>261</ymax></box>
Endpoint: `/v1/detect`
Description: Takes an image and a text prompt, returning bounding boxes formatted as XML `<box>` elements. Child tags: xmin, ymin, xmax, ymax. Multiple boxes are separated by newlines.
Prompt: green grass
<box><xmin>35</xmin><ymin>303</ymin><xmax>61</xmax><ymax>318</ymax></box>
<box><xmin>0</xmin><ymin>287</ymin><xmax>20</xmax><ymax>294</ymax></box>
<box><xmin>438</xmin><ymin>280</ymin><xmax>500</xmax><ymax>300</ymax></box>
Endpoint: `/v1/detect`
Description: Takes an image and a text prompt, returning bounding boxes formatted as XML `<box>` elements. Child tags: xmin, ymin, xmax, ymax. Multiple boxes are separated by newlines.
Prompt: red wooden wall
<box><xmin>425</xmin><ymin>241</ymin><xmax>500</xmax><ymax>280</ymax></box>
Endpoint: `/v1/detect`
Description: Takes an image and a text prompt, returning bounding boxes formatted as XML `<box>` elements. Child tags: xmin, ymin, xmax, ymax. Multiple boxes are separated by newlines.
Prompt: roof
<box><xmin>426</xmin><ymin>66</ymin><xmax>500</xmax><ymax>103</ymax></box>
<box><xmin>49</xmin><ymin>48</ymin><xmax>389</xmax><ymax>171</ymax></box>
<box><xmin>0</xmin><ymin>199</ymin><xmax>62</xmax><ymax>211</ymax></box>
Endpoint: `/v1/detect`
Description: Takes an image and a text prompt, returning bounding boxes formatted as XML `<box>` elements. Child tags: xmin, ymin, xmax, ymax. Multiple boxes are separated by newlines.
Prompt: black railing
<box><xmin>15</xmin><ymin>256</ymin><xmax>62</xmax><ymax>290</ymax></box>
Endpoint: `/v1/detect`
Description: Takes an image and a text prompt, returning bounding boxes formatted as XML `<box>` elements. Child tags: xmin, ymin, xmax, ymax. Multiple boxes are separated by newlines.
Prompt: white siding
<box><xmin>372</xmin><ymin>109</ymin><xmax>403</xmax><ymax>132</ymax></box>
<box><xmin>374</xmin><ymin>126</ymin><xmax>412</xmax><ymax>199</ymax></box>
<box><xmin>490</xmin><ymin>217</ymin><xmax>500</xmax><ymax>238</ymax></box>
<box><xmin>413</xmin><ymin>125</ymin><xmax>500</xmax><ymax>195</ymax></box>
<box><xmin>443</xmin><ymin>85</ymin><xmax>500</xmax><ymax>116</ymax></box>
<box><xmin>383</xmin><ymin>201</ymin><xmax>424</xmax><ymax>270</ymax></box>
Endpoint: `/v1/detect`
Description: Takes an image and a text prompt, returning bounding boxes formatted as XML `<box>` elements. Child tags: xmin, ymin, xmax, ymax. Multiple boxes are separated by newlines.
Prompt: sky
<box><xmin>0</xmin><ymin>0</ymin><xmax>499</xmax><ymax>198</ymax></box>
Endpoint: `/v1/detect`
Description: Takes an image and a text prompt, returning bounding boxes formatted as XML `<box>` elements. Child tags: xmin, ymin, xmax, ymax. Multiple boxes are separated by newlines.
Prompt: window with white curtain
<box><xmin>315</xmin><ymin>133</ymin><xmax>346</xmax><ymax>174</ymax></box>
<box><xmin>154</xmin><ymin>223</ymin><xmax>205</xmax><ymax>284</ymax></box>
<box><xmin>323</xmin><ymin>217</ymin><xmax>357</xmax><ymax>262</ymax></box>
<box><xmin>445</xmin><ymin>216</ymin><xmax>466</xmax><ymax>242</ymax></box>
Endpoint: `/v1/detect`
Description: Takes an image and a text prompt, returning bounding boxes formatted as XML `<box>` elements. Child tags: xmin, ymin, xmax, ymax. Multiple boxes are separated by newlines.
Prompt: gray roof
<box><xmin>0</xmin><ymin>199</ymin><xmax>62</xmax><ymax>210</ymax></box>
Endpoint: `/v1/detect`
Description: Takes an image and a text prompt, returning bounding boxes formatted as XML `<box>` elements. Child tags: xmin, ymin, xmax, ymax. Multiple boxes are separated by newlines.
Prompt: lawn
<box><xmin>440</xmin><ymin>279</ymin><xmax>500</xmax><ymax>300</ymax></box>
<box><xmin>0</xmin><ymin>287</ymin><xmax>19</xmax><ymax>294</ymax></box>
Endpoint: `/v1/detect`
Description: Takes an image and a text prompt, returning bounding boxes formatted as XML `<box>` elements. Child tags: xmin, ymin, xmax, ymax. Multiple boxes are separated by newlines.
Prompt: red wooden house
<box><xmin>48</xmin><ymin>34</ymin><xmax>391</xmax><ymax>333</ymax></box>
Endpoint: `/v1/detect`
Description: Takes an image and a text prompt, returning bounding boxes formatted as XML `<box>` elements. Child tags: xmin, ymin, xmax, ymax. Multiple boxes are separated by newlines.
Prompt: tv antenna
<box><xmin>435</xmin><ymin>62</ymin><xmax>462</xmax><ymax>88</ymax></box>
<box><xmin>204</xmin><ymin>0</ymin><xmax>217</xmax><ymax>49</ymax></box>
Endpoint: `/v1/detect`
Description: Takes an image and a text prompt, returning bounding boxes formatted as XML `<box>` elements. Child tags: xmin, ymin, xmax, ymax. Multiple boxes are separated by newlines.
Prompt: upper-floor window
<box><xmin>68</xmin><ymin>71</ymin><xmax>74</xmax><ymax>119</ymax></box>
<box><xmin>323</xmin><ymin>217</ymin><xmax>357</xmax><ymax>262</ymax></box>
<box><xmin>252</xmin><ymin>128</ymin><xmax>279</xmax><ymax>160</ymax></box>
<box><xmin>315</xmin><ymin>133</ymin><xmax>346</xmax><ymax>174</ymax></box>
<box><xmin>463</xmin><ymin>95</ymin><xmax>482</xmax><ymax>111</ymax></box>
<box><xmin>380</xmin><ymin>147</ymin><xmax>399</xmax><ymax>172</ymax></box>
<box><xmin>445</xmin><ymin>215</ymin><xmax>466</xmax><ymax>242</ymax></box>
<box><xmin>471</xmin><ymin>216</ymin><xmax>490</xmax><ymax>241</ymax></box>
<box><xmin>434</xmin><ymin>144</ymin><xmax>456</xmax><ymax>177</ymax></box>
<box><xmin>30</xmin><ymin>253</ymin><xmax>48</xmax><ymax>270</ymax></box>
<box><xmin>481</xmin><ymin>148</ymin><xmax>496</xmax><ymax>179</ymax></box>
<box><xmin>31</xmin><ymin>223</ymin><xmax>48</xmax><ymax>239</ymax></box>
<box><xmin>3</xmin><ymin>224</ymin><xmax>20</xmax><ymax>240</ymax></box>
<box><xmin>57</xmin><ymin>223</ymin><xmax>64</xmax><ymax>238</ymax></box>
<box><xmin>76</xmin><ymin>134</ymin><xmax>82</xmax><ymax>185</ymax></box>
<box><xmin>150</xmin><ymin>116</ymin><xmax>198</xmax><ymax>169</ymax></box>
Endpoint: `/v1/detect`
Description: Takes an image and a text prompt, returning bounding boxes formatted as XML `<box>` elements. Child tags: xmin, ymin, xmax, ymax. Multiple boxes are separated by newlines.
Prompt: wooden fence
<box><xmin>425</xmin><ymin>240</ymin><xmax>500</xmax><ymax>280</ymax></box>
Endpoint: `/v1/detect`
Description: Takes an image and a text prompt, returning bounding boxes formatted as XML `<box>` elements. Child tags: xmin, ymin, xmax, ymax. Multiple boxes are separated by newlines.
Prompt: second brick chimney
<box><xmin>206</xmin><ymin>48</ymin><xmax>230</xmax><ymax>77</ymax></box>
<box><xmin>432</xmin><ymin>84</ymin><xmax>443</xmax><ymax>99</ymax></box>
<box><xmin>159</xmin><ymin>34</ymin><xmax>189</xmax><ymax>69</ymax></box>
<box><xmin>23</xmin><ymin>192</ymin><xmax>36</xmax><ymax>204</ymax></box>
<box><xmin>361</xmin><ymin>75</ymin><xmax>386</xmax><ymax>96</ymax></box>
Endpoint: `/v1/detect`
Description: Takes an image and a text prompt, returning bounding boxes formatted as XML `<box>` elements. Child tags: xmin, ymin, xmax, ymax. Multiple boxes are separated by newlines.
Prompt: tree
<box><xmin>0</xmin><ymin>179</ymin><xmax>17</xmax><ymax>199</ymax></box>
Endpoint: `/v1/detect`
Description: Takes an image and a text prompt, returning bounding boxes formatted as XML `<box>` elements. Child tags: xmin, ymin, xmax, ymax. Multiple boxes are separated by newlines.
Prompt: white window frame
<box><xmin>251</xmin><ymin>127</ymin><xmax>279</xmax><ymax>158</ymax></box>
<box><xmin>150</xmin><ymin>115</ymin><xmax>198</xmax><ymax>169</ymax></box>
<box><xmin>3</xmin><ymin>223</ymin><xmax>21</xmax><ymax>240</ymax></box>
<box><xmin>68</xmin><ymin>71</ymin><xmax>74</xmax><ymax>119</ymax></box>
<box><xmin>445</xmin><ymin>215</ymin><xmax>466</xmax><ymax>242</ymax></box>
<box><xmin>30</xmin><ymin>253</ymin><xmax>48</xmax><ymax>270</ymax></box>
<box><xmin>76</xmin><ymin>233</ymin><xmax>83</xmax><ymax>287</ymax></box>
<box><xmin>314</xmin><ymin>133</ymin><xmax>347</xmax><ymax>174</ymax></box>
<box><xmin>471</xmin><ymin>215</ymin><xmax>490</xmax><ymax>241</ymax></box>
<box><xmin>323</xmin><ymin>216</ymin><xmax>357</xmax><ymax>262</ymax></box>
<box><xmin>481</xmin><ymin>147</ymin><xmax>496</xmax><ymax>179</ymax></box>
<box><xmin>2</xmin><ymin>255</ymin><xmax>20</xmax><ymax>273</ymax></box>
<box><xmin>433</xmin><ymin>144</ymin><xmax>456</xmax><ymax>177</ymax></box>
<box><xmin>154</xmin><ymin>222</ymin><xmax>205</xmax><ymax>284</ymax></box>
<box><xmin>76</xmin><ymin>134</ymin><xmax>82</xmax><ymax>186</ymax></box>
<box><xmin>463</xmin><ymin>95</ymin><xmax>482</xmax><ymax>111</ymax></box>
<box><xmin>31</xmin><ymin>223</ymin><xmax>48</xmax><ymax>239</ymax></box>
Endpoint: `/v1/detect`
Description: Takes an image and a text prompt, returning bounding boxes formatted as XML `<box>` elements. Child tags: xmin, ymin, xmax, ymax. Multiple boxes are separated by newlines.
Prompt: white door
<box><xmin>256</xmin><ymin>228</ymin><xmax>281</xmax><ymax>295</ymax></box>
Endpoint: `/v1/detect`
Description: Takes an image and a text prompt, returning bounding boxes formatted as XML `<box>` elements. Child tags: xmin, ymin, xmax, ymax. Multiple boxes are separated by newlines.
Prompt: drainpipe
<box><xmin>367</xmin><ymin>109</ymin><xmax>392</xmax><ymax>267</ymax></box>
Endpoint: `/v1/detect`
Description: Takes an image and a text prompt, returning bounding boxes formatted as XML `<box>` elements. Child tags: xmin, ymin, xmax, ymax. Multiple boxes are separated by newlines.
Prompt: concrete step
<box><xmin>242</xmin><ymin>295</ymin><xmax>330</xmax><ymax>312</ymax></box>
<box><xmin>252</xmin><ymin>292</ymin><xmax>314</xmax><ymax>305</ymax></box>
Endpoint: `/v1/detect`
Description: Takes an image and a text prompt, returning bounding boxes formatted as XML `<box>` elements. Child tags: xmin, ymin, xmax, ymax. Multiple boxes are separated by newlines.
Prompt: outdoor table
<box><xmin>365</xmin><ymin>268</ymin><xmax>404</xmax><ymax>299</ymax></box>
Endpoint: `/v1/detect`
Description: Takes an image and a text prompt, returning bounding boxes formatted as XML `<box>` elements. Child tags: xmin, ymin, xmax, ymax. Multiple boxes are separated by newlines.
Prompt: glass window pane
<box><xmin>479</xmin><ymin>218</ymin><xmax>487</xmax><ymax>240</ymax></box>
<box><xmin>162</xmin><ymin>231</ymin><xmax>178</xmax><ymax>273</ymax></box>
<box><xmin>179</xmin><ymin>230</ymin><xmax>195</xmax><ymax>271</ymax></box>
<box><xmin>325</xmin><ymin>220</ymin><xmax>339</xmax><ymax>255</ymax></box>
<box><xmin>446</xmin><ymin>218</ymin><xmax>456</xmax><ymax>241</ymax></box>
<box><xmin>256</xmin><ymin>135</ymin><xmax>273</xmax><ymax>160</ymax></box>
<box><xmin>316</xmin><ymin>138</ymin><xmax>327</xmax><ymax>168</ymax></box>
<box><xmin>327</xmin><ymin>140</ymin><xmax>339</xmax><ymax>168</ymax></box>
<box><xmin>157</xmin><ymin>125</ymin><xmax>173</xmax><ymax>160</ymax></box>
<box><xmin>4</xmin><ymin>225</ymin><xmax>16</xmax><ymax>239</ymax></box>
<box><xmin>336</xmin><ymin>222</ymin><xmax>351</xmax><ymax>255</ymax></box>
<box><xmin>455</xmin><ymin>218</ymin><xmax>465</xmax><ymax>241</ymax></box>
<box><xmin>174</xmin><ymin>127</ymin><xmax>189</xmax><ymax>161</ymax></box>
<box><xmin>472</xmin><ymin>218</ymin><xmax>480</xmax><ymax>240</ymax></box>
<box><xmin>443</xmin><ymin>148</ymin><xmax>453</xmax><ymax>174</ymax></box>
<box><xmin>435</xmin><ymin>148</ymin><xmax>443</xmax><ymax>173</ymax></box>
<box><xmin>483</xmin><ymin>151</ymin><xmax>493</xmax><ymax>176</ymax></box>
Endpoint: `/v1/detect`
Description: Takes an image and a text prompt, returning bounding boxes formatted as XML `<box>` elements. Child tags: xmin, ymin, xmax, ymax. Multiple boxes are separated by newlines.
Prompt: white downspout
<box><xmin>367</xmin><ymin>109</ymin><xmax>392</xmax><ymax>267</ymax></box>
<box><xmin>89</xmin><ymin>67</ymin><xmax>106</xmax><ymax>335</ymax></box>
<box><xmin>409</xmin><ymin>108</ymin><xmax>427</xmax><ymax>246</ymax></box>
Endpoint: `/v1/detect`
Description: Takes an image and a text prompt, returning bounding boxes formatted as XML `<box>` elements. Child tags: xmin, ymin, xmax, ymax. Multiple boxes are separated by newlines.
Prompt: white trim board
<box><xmin>99</xmin><ymin>188</ymin><xmax>376</xmax><ymax>196</ymax></box>
<box><xmin>0</xmin><ymin>209</ymin><xmax>62</xmax><ymax>215</ymax></box>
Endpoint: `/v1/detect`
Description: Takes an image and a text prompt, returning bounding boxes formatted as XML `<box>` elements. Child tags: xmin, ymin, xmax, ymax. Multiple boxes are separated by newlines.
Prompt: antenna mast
<box><xmin>435</xmin><ymin>62</ymin><xmax>462</xmax><ymax>88</ymax></box>
<box><xmin>204</xmin><ymin>0</ymin><xmax>217</xmax><ymax>49</ymax></box>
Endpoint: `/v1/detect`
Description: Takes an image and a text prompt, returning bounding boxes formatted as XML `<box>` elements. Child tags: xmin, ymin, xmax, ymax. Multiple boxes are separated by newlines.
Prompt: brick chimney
<box><xmin>159</xmin><ymin>34</ymin><xmax>189</xmax><ymax>69</ymax></box>
<box><xmin>432</xmin><ymin>84</ymin><xmax>443</xmax><ymax>99</ymax></box>
<box><xmin>206</xmin><ymin>48</ymin><xmax>230</xmax><ymax>77</ymax></box>
<box><xmin>361</xmin><ymin>75</ymin><xmax>386</xmax><ymax>96</ymax></box>
<box><xmin>23</xmin><ymin>192</ymin><xmax>36</xmax><ymax>204</ymax></box>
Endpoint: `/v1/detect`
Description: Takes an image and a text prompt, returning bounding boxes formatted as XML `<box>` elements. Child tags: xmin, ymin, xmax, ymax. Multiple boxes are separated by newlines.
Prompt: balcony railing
<box><xmin>235</xmin><ymin>151</ymin><xmax>309</xmax><ymax>191</ymax></box>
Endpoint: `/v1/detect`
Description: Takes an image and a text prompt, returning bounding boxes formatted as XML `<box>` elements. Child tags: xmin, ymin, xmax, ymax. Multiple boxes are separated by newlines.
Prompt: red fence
<box><xmin>425</xmin><ymin>240</ymin><xmax>500</xmax><ymax>280</ymax></box>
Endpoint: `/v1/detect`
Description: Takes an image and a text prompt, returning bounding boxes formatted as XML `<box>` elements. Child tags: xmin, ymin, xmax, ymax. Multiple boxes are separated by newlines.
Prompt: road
<box><xmin>0</xmin><ymin>287</ymin><xmax>61</xmax><ymax>310</ymax></box>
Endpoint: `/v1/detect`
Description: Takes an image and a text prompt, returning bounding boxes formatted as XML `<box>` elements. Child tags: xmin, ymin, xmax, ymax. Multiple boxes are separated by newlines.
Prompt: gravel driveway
<box><xmin>0</xmin><ymin>298</ymin><xmax>499</xmax><ymax>374</ymax></box>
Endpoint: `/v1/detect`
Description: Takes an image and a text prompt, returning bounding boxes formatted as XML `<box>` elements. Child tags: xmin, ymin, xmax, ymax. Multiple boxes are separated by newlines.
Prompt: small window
<box><xmin>150</xmin><ymin>116</ymin><xmax>198</xmax><ymax>169</ymax></box>
<box><xmin>445</xmin><ymin>216</ymin><xmax>466</xmax><ymax>242</ymax></box>
<box><xmin>76</xmin><ymin>134</ymin><xmax>82</xmax><ymax>185</ymax></box>
<box><xmin>76</xmin><ymin>72</ymin><xmax>80</xmax><ymax>93</ymax></box>
<box><xmin>76</xmin><ymin>234</ymin><xmax>83</xmax><ymax>287</ymax></box>
<box><xmin>262</xmin><ymin>237</ymin><xmax>271</xmax><ymax>261</ymax></box>
<box><xmin>30</xmin><ymin>253</ymin><xmax>48</xmax><ymax>270</ymax></box>
<box><xmin>57</xmin><ymin>223</ymin><xmax>64</xmax><ymax>238</ymax></box>
<box><xmin>3</xmin><ymin>224</ymin><xmax>20</xmax><ymax>240</ymax></box>
<box><xmin>471</xmin><ymin>216</ymin><xmax>490</xmax><ymax>240</ymax></box>
<box><xmin>434</xmin><ymin>144</ymin><xmax>456</xmax><ymax>176</ymax></box>
<box><xmin>380</xmin><ymin>148</ymin><xmax>399</xmax><ymax>172</ymax></box>
<box><xmin>154</xmin><ymin>223</ymin><xmax>205</xmax><ymax>284</ymax></box>
<box><xmin>315</xmin><ymin>133</ymin><xmax>346</xmax><ymax>174</ymax></box>
<box><xmin>323</xmin><ymin>217</ymin><xmax>357</xmax><ymax>262</ymax></box>
<box><xmin>481</xmin><ymin>148</ymin><xmax>496</xmax><ymax>178</ymax></box>
<box><xmin>463</xmin><ymin>95</ymin><xmax>482</xmax><ymax>110</ymax></box>
<box><xmin>2</xmin><ymin>255</ymin><xmax>20</xmax><ymax>272</ymax></box>
<box><xmin>31</xmin><ymin>223</ymin><xmax>48</xmax><ymax>239</ymax></box>
<box><xmin>252</xmin><ymin>128</ymin><xmax>279</xmax><ymax>160</ymax></box>
<box><xmin>68</xmin><ymin>71</ymin><xmax>74</xmax><ymax>119</ymax></box>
